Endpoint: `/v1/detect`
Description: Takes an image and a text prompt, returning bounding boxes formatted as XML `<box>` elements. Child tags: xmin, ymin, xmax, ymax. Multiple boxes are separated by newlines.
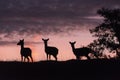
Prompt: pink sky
<box><xmin>0</xmin><ymin>29</ymin><xmax>95</xmax><ymax>61</ymax></box>
<box><xmin>0</xmin><ymin>0</ymin><xmax>119</xmax><ymax>61</ymax></box>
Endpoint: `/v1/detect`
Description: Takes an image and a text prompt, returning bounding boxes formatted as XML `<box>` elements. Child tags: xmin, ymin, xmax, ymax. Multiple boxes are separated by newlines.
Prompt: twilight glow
<box><xmin>0</xmin><ymin>0</ymin><xmax>119</xmax><ymax>61</ymax></box>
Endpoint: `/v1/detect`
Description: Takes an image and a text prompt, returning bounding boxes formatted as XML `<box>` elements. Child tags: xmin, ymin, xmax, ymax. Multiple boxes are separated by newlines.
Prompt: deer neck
<box><xmin>20</xmin><ymin>44</ymin><xmax>24</xmax><ymax>49</ymax></box>
<box><xmin>71</xmin><ymin>45</ymin><xmax>75</xmax><ymax>51</ymax></box>
<box><xmin>44</xmin><ymin>42</ymin><xmax>48</xmax><ymax>48</ymax></box>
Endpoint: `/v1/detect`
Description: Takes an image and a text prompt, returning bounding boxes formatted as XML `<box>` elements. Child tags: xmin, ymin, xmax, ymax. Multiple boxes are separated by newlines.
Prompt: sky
<box><xmin>0</xmin><ymin>0</ymin><xmax>119</xmax><ymax>61</ymax></box>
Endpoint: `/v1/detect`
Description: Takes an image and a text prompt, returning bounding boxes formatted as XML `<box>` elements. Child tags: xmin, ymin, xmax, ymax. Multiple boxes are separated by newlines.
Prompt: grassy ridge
<box><xmin>0</xmin><ymin>59</ymin><xmax>120</xmax><ymax>80</ymax></box>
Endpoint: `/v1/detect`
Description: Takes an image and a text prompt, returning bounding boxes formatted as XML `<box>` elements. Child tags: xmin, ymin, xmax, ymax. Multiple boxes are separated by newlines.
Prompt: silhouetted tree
<box><xmin>88</xmin><ymin>40</ymin><xmax>104</xmax><ymax>57</ymax></box>
<box><xmin>90</xmin><ymin>8</ymin><xmax>120</xmax><ymax>57</ymax></box>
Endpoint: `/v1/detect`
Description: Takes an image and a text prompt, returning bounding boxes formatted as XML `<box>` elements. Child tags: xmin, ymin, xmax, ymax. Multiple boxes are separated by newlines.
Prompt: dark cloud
<box><xmin>0</xmin><ymin>0</ymin><xmax>119</xmax><ymax>17</ymax></box>
<box><xmin>0</xmin><ymin>40</ymin><xmax>42</xmax><ymax>46</ymax></box>
<box><xmin>0</xmin><ymin>0</ymin><xmax>119</xmax><ymax>39</ymax></box>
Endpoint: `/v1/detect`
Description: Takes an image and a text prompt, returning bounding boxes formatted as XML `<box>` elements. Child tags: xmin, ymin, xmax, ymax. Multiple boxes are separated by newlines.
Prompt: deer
<box><xmin>42</xmin><ymin>38</ymin><xmax>58</xmax><ymax>61</ymax></box>
<box><xmin>17</xmin><ymin>39</ymin><xmax>33</xmax><ymax>62</ymax></box>
<box><xmin>69</xmin><ymin>41</ymin><xmax>98</xmax><ymax>60</ymax></box>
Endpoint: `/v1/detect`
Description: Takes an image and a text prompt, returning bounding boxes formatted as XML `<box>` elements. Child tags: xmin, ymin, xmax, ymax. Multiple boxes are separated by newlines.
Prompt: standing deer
<box><xmin>42</xmin><ymin>38</ymin><xmax>58</xmax><ymax>61</ymax></box>
<box><xmin>17</xmin><ymin>39</ymin><xmax>33</xmax><ymax>62</ymax></box>
<box><xmin>69</xmin><ymin>41</ymin><xmax>98</xmax><ymax>60</ymax></box>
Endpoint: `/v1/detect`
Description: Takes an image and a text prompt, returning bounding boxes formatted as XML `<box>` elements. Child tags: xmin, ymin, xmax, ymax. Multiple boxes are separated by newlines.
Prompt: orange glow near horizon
<box><xmin>0</xmin><ymin>30</ymin><xmax>97</xmax><ymax>62</ymax></box>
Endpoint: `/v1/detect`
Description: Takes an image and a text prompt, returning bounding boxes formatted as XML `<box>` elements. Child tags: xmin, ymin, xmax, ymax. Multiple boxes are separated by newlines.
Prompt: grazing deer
<box><xmin>42</xmin><ymin>38</ymin><xmax>58</xmax><ymax>61</ymax></box>
<box><xmin>17</xmin><ymin>39</ymin><xmax>33</xmax><ymax>62</ymax></box>
<box><xmin>69</xmin><ymin>41</ymin><xmax>98</xmax><ymax>60</ymax></box>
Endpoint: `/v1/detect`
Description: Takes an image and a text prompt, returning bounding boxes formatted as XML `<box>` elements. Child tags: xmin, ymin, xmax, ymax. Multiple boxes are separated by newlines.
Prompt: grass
<box><xmin>0</xmin><ymin>59</ymin><xmax>120</xmax><ymax>80</ymax></box>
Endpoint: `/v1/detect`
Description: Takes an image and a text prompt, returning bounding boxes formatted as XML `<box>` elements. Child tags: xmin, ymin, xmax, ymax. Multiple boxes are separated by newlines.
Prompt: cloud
<box><xmin>0</xmin><ymin>40</ymin><xmax>42</xmax><ymax>46</ymax></box>
<box><xmin>0</xmin><ymin>0</ymin><xmax>119</xmax><ymax>17</ymax></box>
<box><xmin>0</xmin><ymin>16</ymin><xmax>99</xmax><ymax>38</ymax></box>
<box><xmin>0</xmin><ymin>0</ymin><xmax>119</xmax><ymax>39</ymax></box>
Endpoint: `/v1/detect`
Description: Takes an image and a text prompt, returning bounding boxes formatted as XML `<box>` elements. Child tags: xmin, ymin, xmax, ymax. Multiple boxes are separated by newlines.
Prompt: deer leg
<box><xmin>80</xmin><ymin>56</ymin><xmax>82</xmax><ymax>60</ymax></box>
<box><xmin>24</xmin><ymin>57</ymin><xmax>26</xmax><ymax>62</ymax></box>
<box><xmin>21</xmin><ymin>56</ymin><xmax>23</xmax><ymax>62</ymax></box>
<box><xmin>49</xmin><ymin>55</ymin><xmax>51</xmax><ymax>60</ymax></box>
<box><xmin>55</xmin><ymin>56</ymin><xmax>57</xmax><ymax>61</ymax></box>
<box><xmin>47</xmin><ymin>54</ymin><xmax>48</xmax><ymax>60</ymax></box>
<box><xmin>27</xmin><ymin>57</ymin><xmax>30</xmax><ymax>62</ymax></box>
<box><xmin>53</xmin><ymin>55</ymin><xmax>57</xmax><ymax>61</ymax></box>
<box><xmin>76</xmin><ymin>56</ymin><xmax>79</xmax><ymax>60</ymax></box>
<box><xmin>30</xmin><ymin>56</ymin><xmax>33</xmax><ymax>62</ymax></box>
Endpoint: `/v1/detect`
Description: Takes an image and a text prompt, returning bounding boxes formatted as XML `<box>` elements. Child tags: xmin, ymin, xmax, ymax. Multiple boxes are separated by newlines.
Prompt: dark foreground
<box><xmin>0</xmin><ymin>59</ymin><xmax>120</xmax><ymax>80</ymax></box>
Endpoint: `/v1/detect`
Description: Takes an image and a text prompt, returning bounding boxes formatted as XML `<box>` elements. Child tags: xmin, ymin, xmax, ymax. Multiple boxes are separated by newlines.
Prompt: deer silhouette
<box><xmin>69</xmin><ymin>41</ymin><xmax>98</xmax><ymax>60</ymax></box>
<box><xmin>42</xmin><ymin>38</ymin><xmax>58</xmax><ymax>61</ymax></box>
<box><xmin>17</xmin><ymin>39</ymin><xmax>33</xmax><ymax>62</ymax></box>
